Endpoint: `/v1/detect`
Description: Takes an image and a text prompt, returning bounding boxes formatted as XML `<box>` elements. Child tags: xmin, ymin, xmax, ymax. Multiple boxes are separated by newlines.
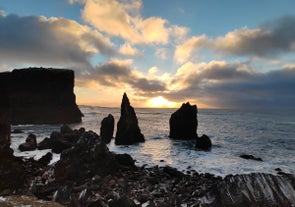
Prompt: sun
<box><xmin>147</xmin><ymin>96</ymin><xmax>177</xmax><ymax>108</ymax></box>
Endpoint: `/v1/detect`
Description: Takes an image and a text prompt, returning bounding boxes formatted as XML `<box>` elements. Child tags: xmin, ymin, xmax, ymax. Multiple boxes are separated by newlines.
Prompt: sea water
<box><xmin>11</xmin><ymin>106</ymin><xmax>295</xmax><ymax>176</ymax></box>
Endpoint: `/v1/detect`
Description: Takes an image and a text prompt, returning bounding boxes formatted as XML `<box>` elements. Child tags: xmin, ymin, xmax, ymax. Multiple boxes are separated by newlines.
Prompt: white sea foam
<box><xmin>10</xmin><ymin>107</ymin><xmax>295</xmax><ymax>176</ymax></box>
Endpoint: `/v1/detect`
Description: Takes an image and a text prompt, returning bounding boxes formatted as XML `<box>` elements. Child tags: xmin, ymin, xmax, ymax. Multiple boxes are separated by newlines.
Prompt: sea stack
<box><xmin>0</xmin><ymin>68</ymin><xmax>83</xmax><ymax>124</ymax></box>
<box><xmin>100</xmin><ymin>114</ymin><xmax>115</xmax><ymax>144</ymax></box>
<box><xmin>169</xmin><ymin>102</ymin><xmax>198</xmax><ymax>139</ymax></box>
<box><xmin>115</xmin><ymin>93</ymin><xmax>145</xmax><ymax>145</ymax></box>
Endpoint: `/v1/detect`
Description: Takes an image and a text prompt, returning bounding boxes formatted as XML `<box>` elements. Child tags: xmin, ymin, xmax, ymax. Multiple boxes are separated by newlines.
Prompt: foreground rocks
<box><xmin>0</xmin><ymin>68</ymin><xmax>83</xmax><ymax>124</ymax></box>
<box><xmin>169</xmin><ymin>102</ymin><xmax>198</xmax><ymax>140</ymax></box>
<box><xmin>115</xmin><ymin>93</ymin><xmax>145</xmax><ymax>145</ymax></box>
<box><xmin>1</xmin><ymin>127</ymin><xmax>295</xmax><ymax>206</ymax></box>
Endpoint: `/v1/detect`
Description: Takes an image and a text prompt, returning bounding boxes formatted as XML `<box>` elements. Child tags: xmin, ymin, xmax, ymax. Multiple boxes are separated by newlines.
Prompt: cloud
<box><xmin>0</xmin><ymin>14</ymin><xmax>116</xmax><ymax>70</ymax></box>
<box><xmin>0</xmin><ymin>10</ymin><xmax>6</xmax><ymax>16</ymax></box>
<box><xmin>81</xmin><ymin>0</ymin><xmax>183</xmax><ymax>45</ymax></box>
<box><xmin>164</xmin><ymin>61</ymin><xmax>295</xmax><ymax>108</ymax></box>
<box><xmin>79</xmin><ymin>58</ymin><xmax>167</xmax><ymax>92</ymax></box>
<box><xmin>119</xmin><ymin>42</ymin><xmax>140</xmax><ymax>57</ymax></box>
<box><xmin>175</xmin><ymin>15</ymin><xmax>295</xmax><ymax>63</ymax></box>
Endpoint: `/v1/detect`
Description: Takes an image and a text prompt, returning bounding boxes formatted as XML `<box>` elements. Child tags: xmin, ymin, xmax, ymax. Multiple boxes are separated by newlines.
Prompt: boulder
<box><xmin>0</xmin><ymin>68</ymin><xmax>83</xmax><ymax>124</ymax></box>
<box><xmin>38</xmin><ymin>126</ymin><xmax>83</xmax><ymax>153</ymax></box>
<box><xmin>115</xmin><ymin>93</ymin><xmax>145</xmax><ymax>145</ymax></box>
<box><xmin>100</xmin><ymin>114</ymin><xmax>114</xmax><ymax>144</ymax></box>
<box><xmin>19</xmin><ymin>133</ymin><xmax>37</xmax><ymax>152</ymax></box>
<box><xmin>169</xmin><ymin>102</ymin><xmax>198</xmax><ymax>139</ymax></box>
<box><xmin>195</xmin><ymin>134</ymin><xmax>212</xmax><ymax>150</ymax></box>
<box><xmin>55</xmin><ymin>130</ymin><xmax>120</xmax><ymax>183</ymax></box>
<box><xmin>240</xmin><ymin>154</ymin><xmax>263</xmax><ymax>161</ymax></box>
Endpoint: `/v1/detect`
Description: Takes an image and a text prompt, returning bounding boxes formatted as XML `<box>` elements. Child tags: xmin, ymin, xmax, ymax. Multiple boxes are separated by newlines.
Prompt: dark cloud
<box><xmin>0</xmin><ymin>14</ymin><xmax>115</xmax><ymax>69</ymax></box>
<box><xmin>223</xmin><ymin>15</ymin><xmax>295</xmax><ymax>57</ymax></box>
<box><xmin>79</xmin><ymin>60</ymin><xmax>167</xmax><ymax>92</ymax></box>
<box><xmin>136</xmin><ymin>62</ymin><xmax>295</xmax><ymax>108</ymax></box>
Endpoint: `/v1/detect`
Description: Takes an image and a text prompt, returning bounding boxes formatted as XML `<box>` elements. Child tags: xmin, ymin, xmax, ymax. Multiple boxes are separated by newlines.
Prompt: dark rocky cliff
<box><xmin>0</xmin><ymin>68</ymin><xmax>83</xmax><ymax>124</ymax></box>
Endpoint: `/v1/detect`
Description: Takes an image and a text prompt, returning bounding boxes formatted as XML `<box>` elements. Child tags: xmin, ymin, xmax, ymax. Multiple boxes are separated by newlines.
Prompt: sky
<box><xmin>0</xmin><ymin>0</ymin><xmax>295</xmax><ymax>108</ymax></box>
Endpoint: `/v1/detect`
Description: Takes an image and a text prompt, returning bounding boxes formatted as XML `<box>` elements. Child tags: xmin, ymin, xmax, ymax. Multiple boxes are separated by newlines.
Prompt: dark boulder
<box><xmin>115</xmin><ymin>93</ymin><xmax>145</xmax><ymax>145</ymax></box>
<box><xmin>196</xmin><ymin>134</ymin><xmax>212</xmax><ymax>150</ymax></box>
<box><xmin>240</xmin><ymin>154</ymin><xmax>263</xmax><ymax>161</ymax></box>
<box><xmin>0</xmin><ymin>68</ymin><xmax>83</xmax><ymax>124</ymax></box>
<box><xmin>201</xmin><ymin>173</ymin><xmax>295</xmax><ymax>206</ymax></box>
<box><xmin>38</xmin><ymin>125</ymin><xmax>83</xmax><ymax>153</ymax></box>
<box><xmin>169</xmin><ymin>102</ymin><xmax>198</xmax><ymax>139</ymax></box>
<box><xmin>19</xmin><ymin>133</ymin><xmax>37</xmax><ymax>152</ymax></box>
<box><xmin>100</xmin><ymin>114</ymin><xmax>114</xmax><ymax>144</ymax></box>
<box><xmin>37</xmin><ymin>152</ymin><xmax>53</xmax><ymax>166</ymax></box>
<box><xmin>115</xmin><ymin>153</ymin><xmax>135</xmax><ymax>167</ymax></box>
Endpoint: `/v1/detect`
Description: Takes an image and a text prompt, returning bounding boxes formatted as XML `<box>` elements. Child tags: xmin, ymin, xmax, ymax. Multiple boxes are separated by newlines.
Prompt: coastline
<box><xmin>1</xmin><ymin>126</ymin><xmax>295</xmax><ymax>206</ymax></box>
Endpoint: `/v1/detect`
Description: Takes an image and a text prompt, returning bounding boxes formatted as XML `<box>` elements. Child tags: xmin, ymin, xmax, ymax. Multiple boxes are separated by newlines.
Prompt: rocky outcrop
<box><xmin>100</xmin><ymin>114</ymin><xmax>114</xmax><ymax>144</ymax></box>
<box><xmin>169</xmin><ymin>102</ymin><xmax>198</xmax><ymax>139</ymax></box>
<box><xmin>200</xmin><ymin>173</ymin><xmax>295</xmax><ymax>207</ymax></box>
<box><xmin>38</xmin><ymin>125</ymin><xmax>84</xmax><ymax>153</ymax></box>
<box><xmin>0</xmin><ymin>91</ymin><xmax>11</xmax><ymax>157</ymax></box>
<box><xmin>54</xmin><ymin>130</ymin><xmax>135</xmax><ymax>183</ymax></box>
<box><xmin>240</xmin><ymin>154</ymin><xmax>263</xmax><ymax>161</ymax></box>
<box><xmin>19</xmin><ymin>133</ymin><xmax>37</xmax><ymax>152</ymax></box>
<box><xmin>0</xmin><ymin>68</ymin><xmax>83</xmax><ymax>124</ymax></box>
<box><xmin>196</xmin><ymin>134</ymin><xmax>212</xmax><ymax>150</ymax></box>
<box><xmin>115</xmin><ymin>93</ymin><xmax>145</xmax><ymax>145</ymax></box>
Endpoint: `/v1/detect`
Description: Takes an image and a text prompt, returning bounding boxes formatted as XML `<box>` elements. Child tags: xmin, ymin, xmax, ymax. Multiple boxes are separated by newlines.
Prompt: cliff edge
<box><xmin>0</xmin><ymin>68</ymin><xmax>83</xmax><ymax>124</ymax></box>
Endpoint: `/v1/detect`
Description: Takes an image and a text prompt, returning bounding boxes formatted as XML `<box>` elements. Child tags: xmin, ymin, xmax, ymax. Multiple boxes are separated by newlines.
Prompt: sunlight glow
<box><xmin>147</xmin><ymin>96</ymin><xmax>177</xmax><ymax>108</ymax></box>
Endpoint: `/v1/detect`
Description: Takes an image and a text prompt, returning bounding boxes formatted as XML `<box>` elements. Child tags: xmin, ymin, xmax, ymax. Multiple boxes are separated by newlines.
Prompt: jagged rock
<box><xmin>100</xmin><ymin>114</ymin><xmax>114</xmax><ymax>144</ymax></box>
<box><xmin>115</xmin><ymin>93</ymin><xmax>145</xmax><ymax>145</ymax></box>
<box><xmin>163</xmin><ymin>166</ymin><xmax>184</xmax><ymax>178</ymax></box>
<box><xmin>38</xmin><ymin>126</ymin><xmax>83</xmax><ymax>153</ymax></box>
<box><xmin>201</xmin><ymin>173</ymin><xmax>295</xmax><ymax>206</ymax></box>
<box><xmin>0</xmin><ymin>68</ymin><xmax>83</xmax><ymax>124</ymax></box>
<box><xmin>196</xmin><ymin>134</ymin><xmax>212</xmax><ymax>150</ymax></box>
<box><xmin>240</xmin><ymin>154</ymin><xmax>263</xmax><ymax>161</ymax></box>
<box><xmin>169</xmin><ymin>102</ymin><xmax>198</xmax><ymax>139</ymax></box>
<box><xmin>19</xmin><ymin>133</ymin><xmax>37</xmax><ymax>152</ymax></box>
<box><xmin>55</xmin><ymin>130</ymin><xmax>119</xmax><ymax>183</ymax></box>
<box><xmin>37</xmin><ymin>152</ymin><xmax>53</xmax><ymax>166</ymax></box>
<box><xmin>115</xmin><ymin>153</ymin><xmax>135</xmax><ymax>167</ymax></box>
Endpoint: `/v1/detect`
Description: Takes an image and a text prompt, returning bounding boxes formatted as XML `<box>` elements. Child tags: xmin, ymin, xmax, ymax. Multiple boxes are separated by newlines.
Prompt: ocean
<box><xmin>11</xmin><ymin>106</ymin><xmax>295</xmax><ymax>177</ymax></box>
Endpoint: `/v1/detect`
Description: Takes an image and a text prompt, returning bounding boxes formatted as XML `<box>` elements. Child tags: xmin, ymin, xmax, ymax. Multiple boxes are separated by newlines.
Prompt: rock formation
<box><xmin>196</xmin><ymin>134</ymin><xmax>212</xmax><ymax>150</ymax></box>
<box><xmin>38</xmin><ymin>125</ymin><xmax>84</xmax><ymax>153</ymax></box>
<box><xmin>201</xmin><ymin>173</ymin><xmax>295</xmax><ymax>206</ymax></box>
<box><xmin>0</xmin><ymin>68</ymin><xmax>83</xmax><ymax>124</ymax></box>
<box><xmin>100</xmin><ymin>114</ymin><xmax>115</xmax><ymax>144</ymax></box>
<box><xmin>115</xmin><ymin>93</ymin><xmax>145</xmax><ymax>145</ymax></box>
<box><xmin>19</xmin><ymin>133</ymin><xmax>37</xmax><ymax>152</ymax></box>
<box><xmin>169</xmin><ymin>102</ymin><xmax>198</xmax><ymax>139</ymax></box>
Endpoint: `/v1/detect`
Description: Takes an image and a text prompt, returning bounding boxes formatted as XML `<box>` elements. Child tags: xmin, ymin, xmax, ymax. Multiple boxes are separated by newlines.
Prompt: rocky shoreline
<box><xmin>1</xmin><ymin>126</ymin><xmax>295</xmax><ymax>206</ymax></box>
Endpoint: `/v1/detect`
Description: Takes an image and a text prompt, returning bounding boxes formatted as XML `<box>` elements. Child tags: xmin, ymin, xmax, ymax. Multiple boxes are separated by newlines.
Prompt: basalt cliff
<box><xmin>0</xmin><ymin>68</ymin><xmax>83</xmax><ymax>124</ymax></box>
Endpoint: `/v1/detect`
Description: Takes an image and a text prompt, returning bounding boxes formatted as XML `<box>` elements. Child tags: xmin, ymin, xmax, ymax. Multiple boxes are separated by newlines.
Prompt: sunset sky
<box><xmin>1</xmin><ymin>0</ymin><xmax>295</xmax><ymax>108</ymax></box>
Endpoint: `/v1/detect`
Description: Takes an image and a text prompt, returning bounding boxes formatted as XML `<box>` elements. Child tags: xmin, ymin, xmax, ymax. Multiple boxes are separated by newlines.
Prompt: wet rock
<box><xmin>169</xmin><ymin>102</ymin><xmax>198</xmax><ymax>139</ymax></box>
<box><xmin>55</xmin><ymin>130</ymin><xmax>120</xmax><ymax>183</ymax></box>
<box><xmin>195</xmin><ymin>134</ymin><xmax>212</xmax><ymax>150</ymax></box>
<box><xmin>163</xmin><ymin>166</ymin><xmax>184</xmax><ymax>178</ymax></box>
<box><xmin>100</xmin><ymin>114</ymin><xmax>114</xmax><ymax>144</ymax></box>
<box><xmin>240</xmin><ymin>154</ymin><xmax>263</xmax><ymax>161</ymax></box>
<box><xmin>115</xmin><ymin>153</ymin><xmax>135</xmax><ymax>167</ymax></box>
<box><xmin>201</xmin><ymin>173</ymin><xmax>295</xmax><ymax>207</ymax></box>
<box><xmin>37</xmin><ymin>152</ymin><xmax>53</xmax><ymax>166</ymax></box>
<box><xmin>19</xmin><ymin>133</ymin><xmax>37</xmax><ymax>152</ymax></box>
<box><xmin>12</xmin><ymin>129</ymin><xmax>23</xmax><ymax>134</ymax></box>
<box><xmin>115</xmin><ymin>93</ymin><xmax>145</xmax><ymax>145</ymax></box>
<box><xmin>37</xmin><ymin>137</ymin><xmax>52</xmax><ymax>150</ymax></box>
<box><xmin>109</xmin><ymin>195</ymin><xmax>137</xmax><ymax>207</ymax></box>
